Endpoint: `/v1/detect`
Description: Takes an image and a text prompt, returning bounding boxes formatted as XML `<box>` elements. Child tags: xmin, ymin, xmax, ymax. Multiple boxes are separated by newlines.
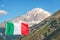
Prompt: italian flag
<box><xmin>5</xmin><ymin>22</ymin><xmax>29</xmax><ymax>35</ymax></box>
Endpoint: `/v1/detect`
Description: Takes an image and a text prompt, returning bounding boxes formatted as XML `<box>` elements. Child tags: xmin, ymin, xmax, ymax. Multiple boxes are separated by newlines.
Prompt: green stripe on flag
<box><xmin>6</xmin><ymin>22</ymin><xmax>14</xmax><ymax>35</ymax></box>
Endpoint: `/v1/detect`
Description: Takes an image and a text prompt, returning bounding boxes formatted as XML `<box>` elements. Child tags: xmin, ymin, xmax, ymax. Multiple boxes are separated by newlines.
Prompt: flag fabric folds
<box><xmin>5</xmin><ymin>22</ymin><xmax>29</xmax><ymax>35</ymax></box>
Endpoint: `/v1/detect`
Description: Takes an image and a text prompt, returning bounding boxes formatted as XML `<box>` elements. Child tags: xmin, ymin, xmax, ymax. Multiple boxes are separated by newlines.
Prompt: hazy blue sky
<box><xmin>0</xmin><ymin>0</ymin><xmax>60</xmax><ymax>23</ymax></box>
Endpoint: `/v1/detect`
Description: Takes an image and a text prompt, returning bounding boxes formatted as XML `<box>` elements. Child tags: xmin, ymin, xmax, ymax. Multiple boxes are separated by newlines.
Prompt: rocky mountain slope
<box><xmin>10</xmin><ymin>8</ymin><xmax>51</xmax><ymax>26</ymax></box>
<box><xmin>21</xmin><ymin>10</ymin><xmax>60</xmax><ymax>40</ymax></box>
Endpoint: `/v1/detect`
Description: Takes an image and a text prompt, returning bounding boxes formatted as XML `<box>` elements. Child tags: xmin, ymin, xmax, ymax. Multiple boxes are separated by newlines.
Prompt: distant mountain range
<box><xmin>21</xmin><ymin>10</ymin><xmax>60</xmax><ymax>40</ymax></box>
<box><xmin>11</xmin><ymin>8</ymin><xmax>51</xmax><ymax>26</ymax></box>
<box><xmin>0</xmin><ymin>8</ymin><xmax>51</xmax><ymax>28</ymax></box>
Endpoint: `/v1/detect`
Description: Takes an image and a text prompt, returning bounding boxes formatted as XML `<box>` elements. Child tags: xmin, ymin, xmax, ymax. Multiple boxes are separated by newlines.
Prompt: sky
<box><xmin>0</xmin><ymin>0</ymin><xmax>60</xmax><ymax>23</ymax></box>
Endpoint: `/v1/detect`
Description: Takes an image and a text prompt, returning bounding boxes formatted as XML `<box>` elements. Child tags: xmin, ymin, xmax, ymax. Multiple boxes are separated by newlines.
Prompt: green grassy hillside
<box><xmin>20</xmin><ymin>10</ymin><xmax>60</xmax><ymax>40</ymax></box>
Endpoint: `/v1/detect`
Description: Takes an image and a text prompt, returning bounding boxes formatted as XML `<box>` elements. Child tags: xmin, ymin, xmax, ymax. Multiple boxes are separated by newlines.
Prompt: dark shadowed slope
<box><xmin>21</xmin><ymin>10</ymin><xmax>60</xmax><ymax>40</ymax></box>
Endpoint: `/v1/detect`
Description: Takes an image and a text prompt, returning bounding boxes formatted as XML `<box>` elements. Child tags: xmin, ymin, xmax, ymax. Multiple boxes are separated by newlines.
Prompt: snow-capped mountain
<box><xmin>11</xmin><ymin>8</ymin><xmax>51</xmax><ymax>26</ymax></box>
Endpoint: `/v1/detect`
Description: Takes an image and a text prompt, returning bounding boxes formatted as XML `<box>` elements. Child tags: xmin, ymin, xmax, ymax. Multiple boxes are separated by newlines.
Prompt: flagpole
<box><xmin>18</xmin><ymin>35</ymin><xmax>22</xmax><ymax>40</ymax></box>
<box><xmin>4</xmin><ymin>22</ymin><xmax>6</xmax><ymax>40</ymax></box>
<box><xmin>4</xmin><ymin>28</ymin><xmax>6</xmax><ymax>40</ymax></box>
<box><xmin>4</xmin><ymin>35</ymin><xmax>6</xmax><ymax>40</ymax></box>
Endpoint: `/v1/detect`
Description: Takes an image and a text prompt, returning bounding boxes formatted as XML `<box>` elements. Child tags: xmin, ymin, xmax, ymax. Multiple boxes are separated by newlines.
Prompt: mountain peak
<box><xmin>32</xmin><ymin>8</ymin><xmax>44</xmax><ymax>11</ymax></box>
<box><xmin>26</xmin><ymin>8</ymin><xmax>51</xmax><ymax>16</ymax></box>
<box><xmin>11</xmin><ymin>8</ymin><xmax>51</xmax><ymax>26</ymax></box>
<box><xmin>32</xmin><ymin>8</ymin><xmax>50</xmax><ymax>13</ymax></box>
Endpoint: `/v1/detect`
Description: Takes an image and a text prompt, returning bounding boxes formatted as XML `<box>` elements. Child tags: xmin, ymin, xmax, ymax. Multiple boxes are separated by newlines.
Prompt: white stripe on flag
<box><xmin>14</xmin><ymin>23</ymin><xmax>21</xmax><ymax>35</ymax></box>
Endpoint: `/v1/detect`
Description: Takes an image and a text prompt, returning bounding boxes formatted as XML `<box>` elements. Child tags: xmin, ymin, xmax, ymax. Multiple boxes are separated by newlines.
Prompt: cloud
<box><xmin>0</xmin><ymin>10</ymin><xmax>8</xmax><ymax>15</ymax></box>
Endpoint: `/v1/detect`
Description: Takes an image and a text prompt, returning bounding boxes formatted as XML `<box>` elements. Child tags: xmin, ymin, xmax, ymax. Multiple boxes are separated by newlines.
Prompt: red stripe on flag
<box><xmin>21</xmin><ymin>22</ymin><xmax>29</xmax><ymax>35</ymax></box>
